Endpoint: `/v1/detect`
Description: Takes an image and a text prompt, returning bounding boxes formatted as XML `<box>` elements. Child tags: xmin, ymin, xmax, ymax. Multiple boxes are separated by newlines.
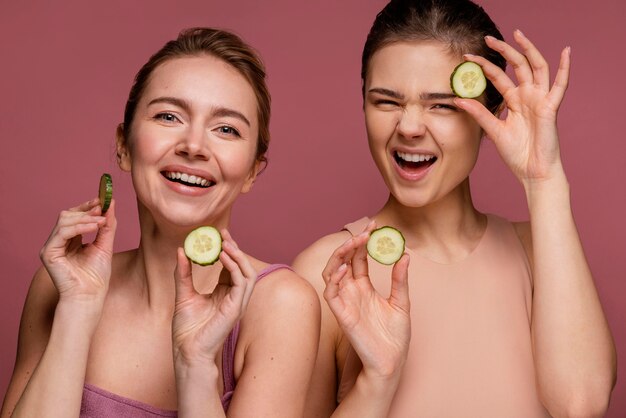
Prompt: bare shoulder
<box><xmin>1</xmin><ymin>266</ymin><xmax>59</xmax><ymax>417</ymax></box>
<box><xmin>253</xmin><ymin>266</ymin><xmax>319</xmax><ymax>308</ymax></box>
<box><xmin>292</xmin><ymin>230</ymin><xmax>352</xmax><ymax>293</ymax></box>
<box><xmin>21</xmin><ymin>266</ymin><xmax>59</xmax><ymax>334</ymax></box>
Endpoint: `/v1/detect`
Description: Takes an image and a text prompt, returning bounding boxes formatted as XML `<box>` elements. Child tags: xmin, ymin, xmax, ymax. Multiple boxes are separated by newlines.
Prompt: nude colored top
<box><xmin>339</xmin><ymin>215</ymin><xmax>551</xmax><ymax>417</ymax></box>
<box><xmin>79</xmin><ymin>264</ymin><xmax>291</xmax><ymax>418</ymax></box>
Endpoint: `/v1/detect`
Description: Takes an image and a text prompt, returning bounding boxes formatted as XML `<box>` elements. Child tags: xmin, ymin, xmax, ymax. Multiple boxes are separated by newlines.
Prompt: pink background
<box><xmin>1</xmin><ymin>0</ymin><xmax>624</xmax><ymax>414</ymax></box>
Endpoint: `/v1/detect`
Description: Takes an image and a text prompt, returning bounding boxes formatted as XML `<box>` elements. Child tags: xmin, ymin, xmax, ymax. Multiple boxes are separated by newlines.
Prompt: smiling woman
<box><xmin>0</xmin><ymin>28</ymin><xmax>320</xmax><ymax>418</ymax></box>
<box><xmin>293</xmin><ymin>0</ymin><xmax>617</xmax><ymax>417</ymax></box>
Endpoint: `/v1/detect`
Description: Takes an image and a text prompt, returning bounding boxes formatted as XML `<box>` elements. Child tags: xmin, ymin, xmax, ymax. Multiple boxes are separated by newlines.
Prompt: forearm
<box><xmin>11</xmin><ymin>301</ymin><xmax>101</xmax><ymax>418</ymax></box>
<box><xmin>525</xmin><ymin>172</ymin><xmax>616</xmax><ymax>416</ymax></box>
<box><xmin>175</xmin><ymin>360</ymin><xmax>226</xmax><ymax>418</ymax></box>
<box><xmin>331</xmin><ymin>371</ymin><xmax>401</xmax><ymax>418</ymax></box>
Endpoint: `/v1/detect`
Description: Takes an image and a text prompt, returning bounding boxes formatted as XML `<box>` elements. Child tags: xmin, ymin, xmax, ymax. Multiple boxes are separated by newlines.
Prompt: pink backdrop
<box><xmin>1</xmin><ymin>0</ymin><xmax>624</xmax><ymax>414</ymax></box>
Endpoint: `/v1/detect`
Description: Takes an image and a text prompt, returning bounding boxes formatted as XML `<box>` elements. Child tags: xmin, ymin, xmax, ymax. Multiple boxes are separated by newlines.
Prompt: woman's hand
<box><xmin>172</xmin><ymin>229</ymin><xmax>257</xmax><ymax>366</ymax></box>
<box><xmin>39</xmin><ymin>198</ymin><xmax>117</xmax><ymax>306</ymax></box>
<box><xmin>322</xmin><ymin>221</ymin><xmax>411</xmax><ymax>380</ymax></box>
<box><xmin>456</xmin><ymin>30</ymin><xmax>571</xmax><ymax>186</ymax></box>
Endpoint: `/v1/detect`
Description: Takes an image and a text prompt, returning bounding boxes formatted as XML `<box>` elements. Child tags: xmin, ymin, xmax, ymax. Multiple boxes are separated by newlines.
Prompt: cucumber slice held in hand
<box><xmin>450</xmin><ymin>61</ymin><xmax>486</xmax><ymax>99</ymax></box>
<box><xmin>98</xmin><ymin>173</ymin><xmax>113</xmax><ymax>214</ymax></box>
<box><xmin>184</xmin><ymin>226</ymin><xmax>223</xmax><ymax>266</ymax></box>
<box><xmin>367</xmin><ymin>226</ymin><xmax>405</xmax><ymax>265</ymax></box>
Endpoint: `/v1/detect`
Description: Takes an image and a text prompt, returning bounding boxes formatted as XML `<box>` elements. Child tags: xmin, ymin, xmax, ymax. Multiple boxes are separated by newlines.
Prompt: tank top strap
<box><xmin>343</xmin><ymin>217</ymin><xmax>371</xmax><ymax>236</ymax></box>
<box><xmin>220</xmin><ymin>263</ymin><xmax>293</xmax><ymax>410</ymax></box>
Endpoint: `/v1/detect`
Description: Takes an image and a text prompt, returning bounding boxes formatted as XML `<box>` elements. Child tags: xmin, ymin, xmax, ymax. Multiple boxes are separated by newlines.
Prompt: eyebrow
<box><xmin>147</xmin><ymin>97</ymin><xmax>251</xmax><ymax>127</ymax></box>
<box><xmin>367</xmin><ymin>88</ymin><xmax>457</xmax><ymax>101</ymax></box>
<box><xmin>367</xmin><ymin>88</ymin><xmax>404</xmax><ymax>100</ymax></box>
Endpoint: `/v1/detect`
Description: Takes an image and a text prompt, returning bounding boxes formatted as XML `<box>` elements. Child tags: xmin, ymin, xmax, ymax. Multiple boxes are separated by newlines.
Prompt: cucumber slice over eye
<box><xmin>366</xmin><ymin>226</ymin><xmax>405</xmax><ymax>265</ymax></box>
<box><xmin>184</xmin><ymin>226</ymin><xmax>222</xmax><ymax>266</ymax></box>
<box><xmin>99</xmin><ymin>173</ymin><xmax>113</xmax><ymax>214</ymax></box>
<box><xmin>450</xmin><ymin>61</ymin><xmax>486</xmax><ymax>99</ymax></box>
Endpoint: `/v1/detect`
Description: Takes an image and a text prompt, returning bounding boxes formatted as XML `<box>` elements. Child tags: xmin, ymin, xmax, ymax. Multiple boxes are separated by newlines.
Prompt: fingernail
<box><xmin>222</xmin><ymin>240</ymin><xmax>232</xmax><ymax>251</ymax></box>
<box><xmin>484</xmin><ymin>35</ymin><xmax>495</xmax><ymax>42</ymax></box>
<box><xmin>515</xmin><ymin>29</ymin><xmax>525</xmax><ymax>37</ymax></box>
<box><xmin>338</xmin><ymin>263</ymin><xmax>347</xmax><ymax>272</ymax></box>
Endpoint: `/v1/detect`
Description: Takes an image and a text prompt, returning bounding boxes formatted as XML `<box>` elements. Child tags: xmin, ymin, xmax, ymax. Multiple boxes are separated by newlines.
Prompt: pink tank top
<box><xmin>80</xmin><ymin>264</ymin><xmax>291</xmax><ymax>418</ymax></box>
<box><xmin>339</xmin><ymin>215</ymin><xmax>551</xmax><ymax>417</ymax></box>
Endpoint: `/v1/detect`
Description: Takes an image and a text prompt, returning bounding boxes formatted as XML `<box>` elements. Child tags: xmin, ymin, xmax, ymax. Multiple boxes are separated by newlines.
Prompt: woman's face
<box><xmin>364</xmin><ymin>41</ymin><xmax>484</xmax><ymax>208</ymax></box>
<box><xmin>118</xmin><ymin>55</ymin><xmax>259</xmax><ymax>228</ymax></box>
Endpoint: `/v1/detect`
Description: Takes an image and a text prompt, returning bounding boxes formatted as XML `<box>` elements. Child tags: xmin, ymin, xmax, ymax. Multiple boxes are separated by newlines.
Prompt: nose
<box><xmin>397</xmin><ymin>107</ymin><xmax>427</xmax><ymax>140</ymax></box>
<box><xmin>175</xmin><ymin>124</ymin><xmax>210</xmax><ymax>160</ymax></box>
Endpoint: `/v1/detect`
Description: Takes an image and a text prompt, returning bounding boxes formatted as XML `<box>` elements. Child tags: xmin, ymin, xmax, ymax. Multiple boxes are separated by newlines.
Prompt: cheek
<box><xmin>365</xmin><ymin>110</ymin><xmax>397</xmax><ymax>148</ymax></box>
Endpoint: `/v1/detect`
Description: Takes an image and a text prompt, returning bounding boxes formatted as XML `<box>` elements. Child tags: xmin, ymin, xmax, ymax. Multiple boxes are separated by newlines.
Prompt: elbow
<box><xmin>543</xmin><ymin>387</ymin><xmax>613</xmax><ymax>418</ymax></box>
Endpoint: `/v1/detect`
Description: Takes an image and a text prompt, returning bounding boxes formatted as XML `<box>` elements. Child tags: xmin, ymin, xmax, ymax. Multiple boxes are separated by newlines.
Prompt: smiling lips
<box><xmin>163</xmin><ymin>171</ymin><xmax>215</xmax><ymax>188</ymax></box>
<box><xmin>394</xmin><ymin>151</ymin><xmax>437</xmax><ymax>172</ymax></box>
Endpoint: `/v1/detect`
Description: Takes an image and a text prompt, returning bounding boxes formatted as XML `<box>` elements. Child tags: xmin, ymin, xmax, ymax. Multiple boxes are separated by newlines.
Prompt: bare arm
<box><xmin>173</xmin><ymin>230</ymin><xmax>320</xmax><ymax>418</ymax></box>
<box><xmin>294</xmin><ymin>227</ymin><xmax>410</xmax><ymax>418</ymax></box>
<box><xmin>1</xmin><ymin>198</ymin><xmax>117</xmax><ymax>418</ymax></box>
<box><xmin>458</xmin><ymin>31</ymin><xmax>616</xmax><ymax>417</ymax></box>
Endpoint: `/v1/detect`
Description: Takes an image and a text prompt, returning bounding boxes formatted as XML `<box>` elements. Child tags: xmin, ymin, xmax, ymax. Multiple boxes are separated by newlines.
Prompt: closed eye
<box><xmin>432</xmin><ymin>104</ymin><xmax>458</xmax><ymax>111</ymax></box>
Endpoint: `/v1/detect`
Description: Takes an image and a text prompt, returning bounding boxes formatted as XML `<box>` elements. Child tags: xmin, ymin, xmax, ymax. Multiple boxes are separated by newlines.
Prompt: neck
<box><xmin>124</xmin><ymin>202</ymin><xmax>230</xmax><ymax>310</ymax></box>
<box><xmin>376</xmin><ymin>179</ymin><xmax>486</xmax><ymax>263</ymax></box>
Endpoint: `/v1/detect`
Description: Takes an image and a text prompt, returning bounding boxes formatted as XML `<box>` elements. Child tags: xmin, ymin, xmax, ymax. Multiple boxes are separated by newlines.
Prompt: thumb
<box><xmin>92</xmin><ymin>199</ymin><xmax>118</xmax><ymax>253</ymax></box>
<box><xmin>174</xmin><ymin>248</ymin><xmax>197</xmax><ymax>301</ymax></box>
<box><xmin>454</xmin><ymin>97</ymin><xmax>503</xmax><ymax>142</ymax></box>
<box><xmin>389</xmin><ymin>253</ymin><xmax>410</xmax><ymax>312</ymax></box>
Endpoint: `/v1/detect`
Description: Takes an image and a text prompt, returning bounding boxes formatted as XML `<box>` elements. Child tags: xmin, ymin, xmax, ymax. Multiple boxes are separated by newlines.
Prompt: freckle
<box><xmin>270</xmin><ymin>357</ymin><xmax>274</xmax><ymax>360</ymax></box>
<box><xmin>253</xmin><ymin>375</ymin><xmax>257</xmax><ymax>379</ymax></box>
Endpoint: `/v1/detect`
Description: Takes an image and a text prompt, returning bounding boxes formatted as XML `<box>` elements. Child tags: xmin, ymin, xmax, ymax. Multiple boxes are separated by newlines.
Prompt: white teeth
<box><xmin>165</xmin><ymin>171</ymin><xmax>212</xmax><ymax>186</ymax></box>
<box><xmin>396</xmin><ymin>151</ymin><xmax>434</xmax><ymax>163</ymax></box>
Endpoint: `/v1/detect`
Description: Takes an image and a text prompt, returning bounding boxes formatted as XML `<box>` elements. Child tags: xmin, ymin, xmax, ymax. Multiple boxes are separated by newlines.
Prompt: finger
<box><xmin>220</xmin><ymin>230</ymin><xmax>256</xmax><ymax>281</ymax></box>
<box><xmin>219</xmin><ymin>250</ymin><xmax>251</xmax><ymax>310</ymax></box>
<box><xmin>322</xmin><ymin>237</ymin><xmax>359</xmax><ymax>284</ymax></box>
<box><xmin>323</xmin><ymin>262</ymin><xmax>348</xmax><ymax>303</ymax></box>
<box><xmin>462</xmin><ymin>54</ymin><xmax>516</xmax><ymax>100</ymax></box>
<box><xmin>174</xmin><ymin>247</ymin><xmax>197</xmax><ymax>301</ymax></box>
<box><xmin>547</xmin><ymin>46</ymin><xmax>571</xmax><ymax>108</ymax></box>
<box><xmin>351</xmin><ymin>232</ymin><xmax>371</xmax><ymax>281</ymax></box>
<box><xmin>388</xmin><ymin>253</ymin><xmax>410</xmax><ymax>312</ymax></box>
<box><xmin>513</xmin><ymin>30</ymin><xmax>550</xmax><ymax>90</ymax></box>
<box><xmin>92</xmin><ymin>199</ymin><xmax>118</xmax><ymax>253</ymax></box>
<box><xmin>68</xmin><ymin>198</ymin><xmax>101</xmax><ymax>213</ymax></box>
<box><xmin>485</xmin><ymin>35</ymin><xmax>533</xmax><ymax>85</ymax></box>
<box><xmin>454</xmin><ymin>97</ymin><xmax>503</xmax><ymax>141</ymax></box>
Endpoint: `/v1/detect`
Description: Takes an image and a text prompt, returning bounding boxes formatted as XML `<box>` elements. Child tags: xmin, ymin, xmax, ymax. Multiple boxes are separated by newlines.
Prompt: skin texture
<box><xmin>295</xmin><ymin>33</ymin><xmax>615</xmax><ymax>418</ymax></box>
<box><xmin>1</xmin><ymin>54</ymin><xmax>320</xmax><ymax>418</ymax></box>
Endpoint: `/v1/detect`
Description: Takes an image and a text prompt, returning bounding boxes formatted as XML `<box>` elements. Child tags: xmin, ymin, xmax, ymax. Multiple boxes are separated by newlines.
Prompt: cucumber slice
<box><xmin>99</xmin><ymin>173</ymin><xmax>113</xmax><ymax>214</ymax></box>
<box><xmin>184</xmin><ymin>226</ymin><xmax>222</xmax><ymax>266</ymax></box>
<box><xmin>367</xmin><ymin>226</ymin><xmax>405</xmax><ymax>265</ymax></box>
<box><xmin>450</xmin><ymin>61</ymin><xmax>486</xmax><ymax>99</ymax></box>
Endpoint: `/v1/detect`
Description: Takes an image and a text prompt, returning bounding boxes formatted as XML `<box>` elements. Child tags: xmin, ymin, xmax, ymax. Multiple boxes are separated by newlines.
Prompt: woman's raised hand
<box><xmin>172</xmin><ymin>229</ymin><xmax>257</xmax><ymax>366</ymax></box>
<box><xmin>39</xmin><ymin>198</ymin><xmax>117</xmax><ymax>306</ymax></box>
<box><xmin>322</xmin><ymin>221</ymin><xmax>411</xmax><ymax>380</ymax></box>
<box><xmin>456</xmin><ymin>30</ymin><xmax>571</xmax><ymax>185</ymax></box>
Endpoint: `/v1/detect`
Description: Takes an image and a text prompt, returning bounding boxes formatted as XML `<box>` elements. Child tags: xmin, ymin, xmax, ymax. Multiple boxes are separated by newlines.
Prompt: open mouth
<box><xmin>162</xmin><ymin>171</ymin><xmax>215</xmax><ymax>188</ymax></box>
<box><xmin>393</xmin><ymin>151</ymin><xmax>437</xmax><ymax>172</ymax></box>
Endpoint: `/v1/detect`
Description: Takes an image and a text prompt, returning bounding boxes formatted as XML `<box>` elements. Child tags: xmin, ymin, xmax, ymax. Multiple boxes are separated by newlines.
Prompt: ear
<box><xmin>116</xmin><ymin>123</ymin><xmax>132</xmax><ymax>172</ymax></box>
<box><xmin>241</xmin><ymin>159</ymin><xmax>262</xmax><ymax>194</ymax></box>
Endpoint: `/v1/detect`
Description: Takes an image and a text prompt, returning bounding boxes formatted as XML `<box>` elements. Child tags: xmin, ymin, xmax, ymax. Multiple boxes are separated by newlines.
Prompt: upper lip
<box><xmin>161</xmin><ymin>165</ymin><xmax>216</xmax><ymax>184</ymax></box>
